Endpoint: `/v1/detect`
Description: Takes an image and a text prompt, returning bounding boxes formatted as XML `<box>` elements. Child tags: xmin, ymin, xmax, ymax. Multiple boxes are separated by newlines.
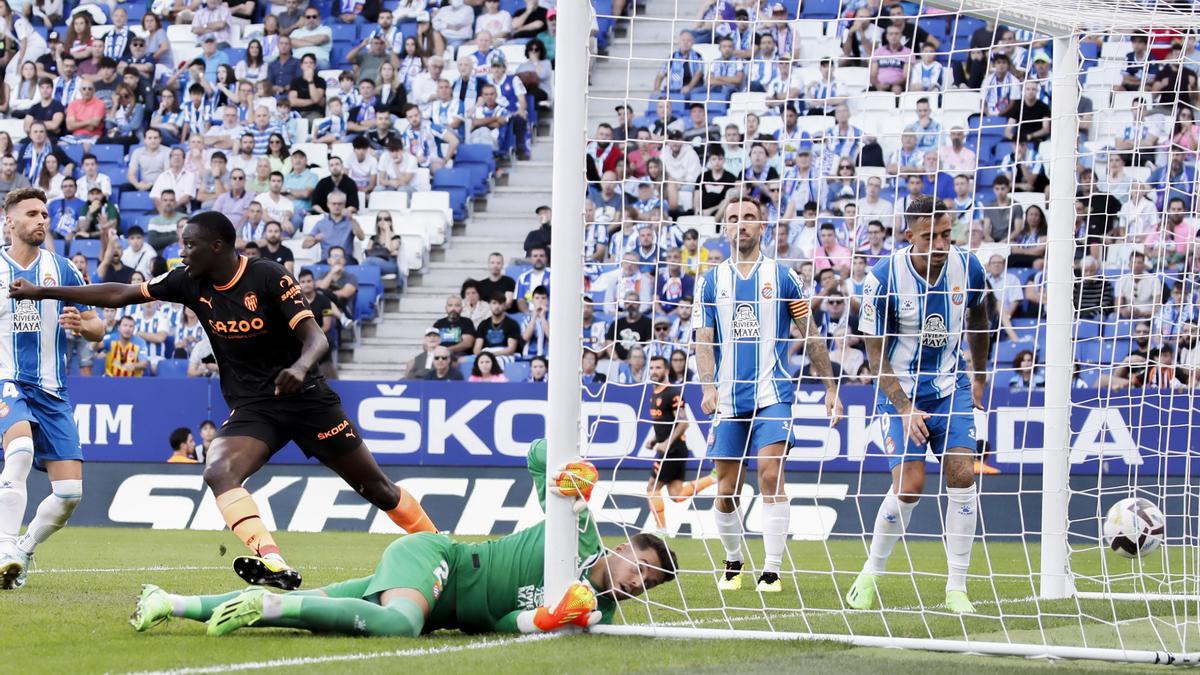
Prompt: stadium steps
<box><xmin>339</xmin><ymin>1</ymin><xmax>690</xmax><ymax>380</ymax></box>
<box><xmin>339</xmin><ymin>141</ymin><xmax>556</xmax><ymax>380</ymax></box>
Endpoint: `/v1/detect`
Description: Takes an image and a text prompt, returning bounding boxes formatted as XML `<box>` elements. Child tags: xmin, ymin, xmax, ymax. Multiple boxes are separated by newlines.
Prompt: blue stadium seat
<box><xmin>1074</xmin><ymin>320</ymin><xmax>1104</xmax><ymax>342</ymax></box>
<box><xmin>1097</xmin><ymin>340</ymin><xmax>1133</xmax><ymax>366</ymax></box>
<box><xmin>119</xmin><ymin>191</ymin><xmax>154</xmax><ymax>214</ymax></box>
<box><xmin>1075</xmin><ymin>341</ymin><xmax>1102</xmax><ymax>364</ymax></box>
<box><xmin>454</xmin><ymin>144</ymin><xmax>495</xmax><ymax>198</ymax></box>
<box><xmin>70</xmin><ymin>238</ymin><xmax>103</xmax><ymax>260</ymax></box>
<box><xmin>505</xmin><ymin>360</ymin><xmax>531</xmax><ymax>382</ymax></box>
<box><xmin>307</xmin><ymin>263</ymin><xmax>330</xmax><ymax>280</ymax></box>
<box><xmin>458</xmin><ymin>355</ymin><xmax>476</xmax><ymax>378</ymax></box>
<box><xmin>329</xmin><ymin>43</ymin><xmax>353</xmax><ymax>69</ymax></box>
<box><xmin>505</xmin><ymin>263</ymin><xmax>532</xmax><ymax>279</ymax></box>
<box><xmin>1103</xmin><ymin>319</ymin><xmax>1138</xmax><ymax>339</ymax></box>
<box><xmin>431</xmin><ymin>169</ymin><xmax>472</xmax><ymax>221</ymax></box>
<box><xmin>91</xmin><ymin>144</ymin><xmax>124</xmax><ymax>165</ymax></box>
<box><xmin>331</xmin><ymin>24</ymin><xmax>358</xmax><ymax>43</ymax></box>
<box><xmin>799</xmin><ymin>0</ymin><xmax>840</xmax><ymax>19</ymax></box>
<box><xmin>61</xmin><ymin>144</ymin><xmax>84</xmax><ymax>166</ymax></box>
<box><xmin>156</xmin><ymin>359</ymin><xmax>190</xmax><ymax>378</ymax></box>
<box><xmin>50</xmin><ymin>238</ymin><xmax>65</xmax><ymax>255</ymax></box>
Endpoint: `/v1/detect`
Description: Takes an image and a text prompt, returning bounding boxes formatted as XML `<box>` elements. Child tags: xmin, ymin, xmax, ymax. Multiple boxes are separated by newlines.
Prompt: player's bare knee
<box><xmin>945</xmin><ymin>456</ymin><xmax>975</xmax><ymax>490</ymax></box>
<box><xmin>202</xmin><ymin>460</ymin><xmax>243</xmax><ymax>493</ymax></box>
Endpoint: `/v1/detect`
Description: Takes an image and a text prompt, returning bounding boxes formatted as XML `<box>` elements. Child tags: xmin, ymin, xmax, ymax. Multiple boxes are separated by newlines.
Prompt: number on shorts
<box><xmin>2</xmin><ymin>382</ymin><xmax>18</xmax><ymax>399</ymax></box>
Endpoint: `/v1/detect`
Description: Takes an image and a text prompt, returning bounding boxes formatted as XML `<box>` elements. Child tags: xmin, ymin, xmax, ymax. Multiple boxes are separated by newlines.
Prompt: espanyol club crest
<box><xmin>951</xmin><ymin>285</ymin><xmax>964</xmax><ymax>306</ymax></box>
<box><xmin>42</xmin><ymin>274</ymin><xmax>55</xmax><ymax>286</ymax></box>
<box><xmin>243</xmin><ymin>292</ymin><xmax>258</xmax><ymax>312</ymax></box>
<box><xmin>761</xmin><ymin>282</ymin><xmax>774</xmax><ymax>299</ymax></box>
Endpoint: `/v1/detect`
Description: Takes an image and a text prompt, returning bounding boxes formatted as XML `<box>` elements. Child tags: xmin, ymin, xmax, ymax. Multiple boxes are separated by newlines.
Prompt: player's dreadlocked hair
<box><xmin>190</xmin><ymin>210</ymin><xmax>238</xmax><ymax>246</ymax></box>
<box><xmin>4</xmin><ymin>187</ymin><xmax>46</xmax><ymax>212</ymax></box>
<box><xmin>631</xmin><ymin>532</ymin><xmax>679</xmax><ymax>583</ymax></box>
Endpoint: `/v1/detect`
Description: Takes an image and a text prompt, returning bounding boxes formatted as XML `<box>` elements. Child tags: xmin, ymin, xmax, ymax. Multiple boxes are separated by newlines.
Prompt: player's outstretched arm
<box><xmin>8</xmin><ymin>278</ymin><xmax>146</xmax><ymax>308</ymax></box>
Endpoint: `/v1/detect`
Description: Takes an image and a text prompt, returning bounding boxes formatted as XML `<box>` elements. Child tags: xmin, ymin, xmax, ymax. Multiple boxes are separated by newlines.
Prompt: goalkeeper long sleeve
<box><xmin>257</xmin><ymin>595</ymin><xmax>426</xmax><ymax>637</ymax></box>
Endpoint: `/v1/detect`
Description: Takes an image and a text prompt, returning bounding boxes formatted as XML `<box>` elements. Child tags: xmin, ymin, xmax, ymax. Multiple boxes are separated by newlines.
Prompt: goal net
<box><xmin>543</xmin><ymin>0</ymin><xmax>1200</xmax><ymax>664</ymax></box>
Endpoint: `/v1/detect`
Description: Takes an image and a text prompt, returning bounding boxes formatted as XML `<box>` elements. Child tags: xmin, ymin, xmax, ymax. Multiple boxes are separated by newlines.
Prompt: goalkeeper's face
<box><xmin>596</xmin><ymin>540</ymin><xmax>674</xmax><ymax>599</ymax></box>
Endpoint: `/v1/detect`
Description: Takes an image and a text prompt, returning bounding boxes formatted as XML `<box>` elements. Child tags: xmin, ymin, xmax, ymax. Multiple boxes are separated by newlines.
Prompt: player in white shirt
<box><xmin>0</xmin><ymin>188</ymin><xmax>106</xmax><ymax>588</ymax></box>
<box><xmin>694</xmin><ymin>199</ymin><xmax>842</xmax><ymax>593</ymax></box>
<box><xmin>846</xmin><ymin>195</ymin><xmax>991</xmax><ymax>615</ymax></box>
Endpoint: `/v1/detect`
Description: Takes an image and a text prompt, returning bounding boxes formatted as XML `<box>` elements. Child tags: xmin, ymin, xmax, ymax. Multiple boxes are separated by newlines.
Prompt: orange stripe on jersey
<box><xmin>789</xmin><ymin>299</ymin><xmax>810</xmax><ymax>322</ymax></box>
<box><xmin>288</xmin><ymin>310</ymin><xmax>315</xmax><ymax>329</ymax></box>
<box><xmin>139</xmin><ymin>282</ymin><xmax>151</xmax><ymax>300</ymax></box>
<box><xmin>214</xmin><ymin>256</ymin><xmax>248</xmax><ymax>292</ymax></box>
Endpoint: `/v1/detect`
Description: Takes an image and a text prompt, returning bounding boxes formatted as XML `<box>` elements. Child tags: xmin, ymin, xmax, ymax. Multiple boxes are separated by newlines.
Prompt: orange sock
<box><xmin>649</xmin><ymin>493</ymin><xmax>666</xmax><ymax>529</ymax></box>
<box><xmin>386</xmin><ymin>489</ymin><xmax>437</xmax><ymax>533</ymax></box>
<box><xmin>673</xmin><ymin>474</ymin><xmax>717</xmax><ymax>503</ymax></box>
<box><xmin>215</xmin><ymin>487</ymin><xmax>280</xmax><ymax>557</ymax></box>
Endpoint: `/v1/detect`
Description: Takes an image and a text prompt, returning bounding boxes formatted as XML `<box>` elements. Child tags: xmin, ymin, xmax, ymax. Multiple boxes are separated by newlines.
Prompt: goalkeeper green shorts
<box><xmin>364</xmin><ymin>532</ymin><xmax>457</xmax><ymax>609</ymax></box>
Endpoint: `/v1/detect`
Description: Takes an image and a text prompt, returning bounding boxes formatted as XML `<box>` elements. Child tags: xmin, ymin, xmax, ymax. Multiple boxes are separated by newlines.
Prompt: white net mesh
<box><xmin>564</xmin><ymin>0</ymin><xmax>1200</xmax><ymax>663</ymax></box>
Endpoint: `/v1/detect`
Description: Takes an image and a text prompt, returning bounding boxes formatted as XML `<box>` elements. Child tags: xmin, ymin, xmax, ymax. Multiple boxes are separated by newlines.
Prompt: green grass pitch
<box><xmin>1</xmin><ymin>527</ymin><xmax>1190</xmax><ymax>674</ymax></box>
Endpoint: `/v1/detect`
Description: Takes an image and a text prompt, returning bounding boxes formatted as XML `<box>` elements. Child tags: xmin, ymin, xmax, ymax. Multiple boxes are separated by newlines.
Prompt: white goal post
<box><xmin>545</xmin><ymin>0</ymin><xmax>1200</xmax><ymax>664</ymax></box>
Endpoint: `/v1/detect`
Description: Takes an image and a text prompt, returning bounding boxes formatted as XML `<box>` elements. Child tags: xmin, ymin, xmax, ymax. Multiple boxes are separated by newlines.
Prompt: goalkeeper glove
<box><xmin>551</xmin><ymin>460</ymin><xmax>598</xmax><ymax>512</ymax></box>
<box><xmin>521</xmin><ymin>582</ymin><xmax>601</xmax><ymax>633</ymax></box>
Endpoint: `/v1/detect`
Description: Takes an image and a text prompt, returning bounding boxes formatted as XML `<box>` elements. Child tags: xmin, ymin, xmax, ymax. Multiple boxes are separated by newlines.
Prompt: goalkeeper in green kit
<box><xmin>129</xmin><ymin>440</ymin><xmax>678</xmax><ymax>637</ymax></box>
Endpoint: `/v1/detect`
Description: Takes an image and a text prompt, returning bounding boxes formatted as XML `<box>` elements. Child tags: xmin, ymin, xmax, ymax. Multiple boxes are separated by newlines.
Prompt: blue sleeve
<box><xmin>56</xmin><ymin>255</ymin><xmax>92</xmax><ymax>313</ymax></box>
<box><xmin>133</xmin><ymin>337</ymin><xmax>150</xmax><ymax>357</ymax></box>
<box><xmin>965</xmin><ymin>253</ymin><xmax>988</xmax><ymax>308</ymax></box>
<box><xmin>100</xmin><ymin>334</ymin><xmax>112</xmax><ymax>352</ymax></box>
<box><xmin>858</xmin><ymin>258</ymin><xmax>891</xmax><ymax>336</ymax></box>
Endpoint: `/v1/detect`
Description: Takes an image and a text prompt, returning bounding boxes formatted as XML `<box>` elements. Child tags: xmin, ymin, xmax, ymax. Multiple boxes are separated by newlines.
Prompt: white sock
<box><xmin>169</xmin><ymin>594</ymin><xmax>189</xmax><ymax>617</ymax></box>
<box><xmin>16</xmin><ymin>479</ymin><xmax>82</xmax><ymax>555</ymax></box>
<box><xmin>260</xmin><ymin>592</ymin><xmax>284</xmax><ymax>619</ymax></box>
<box><xmin>713</xmin><ymin>507</ymin><xmax>743</xmax><ymax>563</ymax></box>
<box><xmin>0</xmin><ymin>437</ymin><xmax>35</xmax><ymax>544</ymax></box>
<box><xmin>761</xmin><ymin>501</ymin><xmax>791</xmax><ymax>574</ymax></box>
<box><xmin>863</xmin><ymin>489</ymin><xmax>919</xmax><ymax>575</ymax></box>
<box><xmin>944</xmin><ymin>484</ymin><xmax>978</xmax><ymax>593</ymax></box>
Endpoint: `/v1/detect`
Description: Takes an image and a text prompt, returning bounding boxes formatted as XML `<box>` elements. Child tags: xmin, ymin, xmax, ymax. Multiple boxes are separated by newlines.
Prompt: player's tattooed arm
<box><xmin>8</xmin><ymin>279</ymin><xmax>147</xmax><ymax>308</ymax></box>
<box><xmin>694</xmin><ymin>326</ymin><xmax>718</xmax><ymax>415</ymax></box>
<box><xmin>864</xmin><ymin>335</ymin><xmax>913</xmax><ymax>413</ymax></box>
<box><xmin>796</xmin><ymin>311</ymin><xmax>844</xmax><ymax>425</ymax></box>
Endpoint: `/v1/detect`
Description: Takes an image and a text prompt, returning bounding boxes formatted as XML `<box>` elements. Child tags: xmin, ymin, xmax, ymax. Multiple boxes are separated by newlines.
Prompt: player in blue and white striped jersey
<box><xmin>693</xmin><ymin>199</ymin><xmax>842</xmax><ymax>594</ymax></box>
<box><xmin>0</xmin><ymin>187</ymin><xmax>106</xmax><ymax>589</ymax></box>
<box><xmin>845</xmin><ymin>194</ymin><xmax>991</xmax><ymax>615</ymax></box>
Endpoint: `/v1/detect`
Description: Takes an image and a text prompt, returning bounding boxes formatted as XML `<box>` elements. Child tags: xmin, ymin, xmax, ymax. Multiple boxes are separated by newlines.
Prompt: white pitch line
<box><xmin>124</xmin><ymin>634</ymin><xmax>558</xmax><ymax>675</ymax></box>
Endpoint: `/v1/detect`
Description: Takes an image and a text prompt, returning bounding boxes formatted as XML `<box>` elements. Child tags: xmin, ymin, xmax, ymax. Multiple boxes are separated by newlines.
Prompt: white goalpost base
<box><xmin>591</xmin><ymin>624</ymin><xmax>1200</xmax><ymax>665</ymax></box>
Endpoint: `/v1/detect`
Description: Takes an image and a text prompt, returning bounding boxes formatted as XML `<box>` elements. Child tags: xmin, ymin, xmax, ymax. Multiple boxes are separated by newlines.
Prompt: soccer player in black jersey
<box><xmin>644</xmin><ymin>356</ymin><xmax>714</xmax><ymax>536</ymax></box>
<box><xmin>10</xmin><ymin>212</ymin><xmax>437</xmax><ymax>590</ymax></box>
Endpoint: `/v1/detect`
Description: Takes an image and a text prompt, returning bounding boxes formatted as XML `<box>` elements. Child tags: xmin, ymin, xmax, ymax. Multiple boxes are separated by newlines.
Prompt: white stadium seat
<box><xmin>369</xmin><ymin>191</ymin><xmax>410</xmax><ymax>211</ymax></box>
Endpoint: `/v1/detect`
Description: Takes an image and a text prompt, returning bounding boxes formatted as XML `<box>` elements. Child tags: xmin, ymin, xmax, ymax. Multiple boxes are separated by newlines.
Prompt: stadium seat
<box><xmin>505</xmin><ymin>360</ymin><xmax>531</xmax><ymax>382</ymax></box>
<box><xmin>119</xmin><ymin>191</ymin><xmax>154</xmax><ymax>214</ymax></box>
<box><xmin>431</xmin><ymin>169</ymin><xmax>472</xmax><ymax>221</ymax></box>
<box><xmin>156</xmin><ymin>359</ymin><xmax>190</xmax><ymax>378</ymax></box>
<box><xmin>457</xmin><ymin>355</ymin><xmax>476</xmax><ymax>378</ymax></box>
<box><xmin>368</xmin><ymin>191</ymin><xmax>409</xmax><ymax>211</ymax></box>
<box><xmin>70</xmin><ymin>238</ymin><xmax>103</xmax><ymax>260</ymax></box>
<box><xmin>799</xmin><ymin>0</ymin><xmax>840</xmax><ymax>19</ymax></box>
<box><xmin>454</xmin><ymin>144</ymin><xmax>497</xmax><ymax>197</ymax></box>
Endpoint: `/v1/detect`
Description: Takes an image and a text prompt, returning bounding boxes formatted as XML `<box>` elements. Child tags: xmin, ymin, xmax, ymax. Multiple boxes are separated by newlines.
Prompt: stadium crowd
<box><xmin>409</xmin><ymin>0</ymin><xmax>1199</xmax><ymax>392</ymax></box>
<box><xmin>0</xmin><ymin>0</ymin><xmax>562</xmax><ymax>380</ymax></box>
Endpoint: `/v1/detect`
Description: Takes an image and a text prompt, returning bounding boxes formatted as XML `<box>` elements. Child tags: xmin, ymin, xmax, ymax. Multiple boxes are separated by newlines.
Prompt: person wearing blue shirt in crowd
<box><xmin>47</xmin><ymin>176</ymin><xmax>85</xmax><ymax>242</ymax></box>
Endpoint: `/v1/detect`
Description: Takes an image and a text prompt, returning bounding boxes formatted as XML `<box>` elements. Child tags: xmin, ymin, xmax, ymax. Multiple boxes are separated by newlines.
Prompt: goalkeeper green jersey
<box><xmin>367</xmin><ymin>439</ymin><xmax>615</xmax><ymax>634</ymax></box>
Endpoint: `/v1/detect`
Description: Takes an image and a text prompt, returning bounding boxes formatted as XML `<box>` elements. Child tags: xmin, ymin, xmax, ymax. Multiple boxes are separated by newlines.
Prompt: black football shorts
<box><xmin>219</xmin><ymin>381</ymin><xmax>362</xmax><ymax>460</ymax></box>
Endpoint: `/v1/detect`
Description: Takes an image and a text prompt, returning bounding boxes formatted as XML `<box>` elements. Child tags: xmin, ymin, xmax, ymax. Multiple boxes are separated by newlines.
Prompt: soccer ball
<box><xmin>1103</xmin><ymin>497</ymin><xmax>1166</xmax><ymax>559</ymax></box>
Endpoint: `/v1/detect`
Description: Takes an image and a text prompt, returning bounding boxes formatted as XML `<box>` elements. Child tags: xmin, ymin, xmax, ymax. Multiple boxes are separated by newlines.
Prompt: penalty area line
<box><xmin>124</xmin><ymin>634</ymin><xmax>558</xmax><ymax>675</ymax></box>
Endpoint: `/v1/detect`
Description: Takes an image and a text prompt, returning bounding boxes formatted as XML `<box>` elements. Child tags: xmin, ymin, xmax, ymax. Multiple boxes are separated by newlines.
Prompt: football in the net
<box><xmin>1103</xmin><ymin>497</ymin><xmax>1166</xmax><ymax>559</ymax></box>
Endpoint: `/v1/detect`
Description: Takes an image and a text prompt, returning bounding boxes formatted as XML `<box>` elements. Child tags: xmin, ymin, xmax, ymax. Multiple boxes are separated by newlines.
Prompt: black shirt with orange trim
<box><xmin>647</xmin><ymin>383</ymin><xmax>685</xmax><ymax>446</ymax></box>
<box><xmin>142</xmin><ymin>256</ymin><xmax>319</xmax><ymax>406</ymax></box>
